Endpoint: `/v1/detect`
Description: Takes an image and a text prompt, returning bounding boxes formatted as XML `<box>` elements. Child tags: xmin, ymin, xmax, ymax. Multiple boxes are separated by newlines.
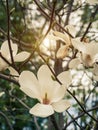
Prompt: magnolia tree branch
<box><xmin>67</xmin><ymin>89</ymin><xmax>98</xmax><ymax>123</ymax></box>
<box><xmin>81</xmin><ymin>5</ymin><xmax>98</xmax><ymax>41</ymax></box>
<box><xmin>0</xmin><ymin>27</ymin><xmax>32</xmax><ymax>48</ymax></box>
<box><xmin>66</xmin><ymin>110</ymin><xmax>84</xmax><ymax>130</ymax></box>
<box><xmin>6</xmin><ymin>0</ymin><xmax>15</xmax><ymax>66</ymax></box>
<box><xmin>0</xmin><ymin>111</ymin><xmax>14</xmax><ymax>130</ymax></box>
<box><xmin>44</xmin><ymin>0</ymin><xmax>56</xmax><ymax>37</ymax></box>
<box><xmin>63</xmin><ymin>105</ymin><xmax>98</xmax><ymax>130</ymax></box>
<box><xmin>0</xmin><ymin>52</ymin><xmax>19</xmax><ymax>73</ymax></box>
<box><xmin>33</xmin><ymin>0</ymin><xmax>74</xmax><ymax>38</ymax></box>
<box><xmin>0</xmin><ymin>73</ymin><xmax>19</xmax><ymax>85</ymax></box>
<box><xmin>64</xmin><ymin>0</ymin><xmax>74</xmax><ymax>26</ymax></box>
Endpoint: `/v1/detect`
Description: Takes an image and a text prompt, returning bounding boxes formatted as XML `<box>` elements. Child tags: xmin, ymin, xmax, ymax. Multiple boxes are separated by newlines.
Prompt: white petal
<box><xmin>14</xmin><ymin>51</ymin><xmax>30</xmax><ymax>62</ymax></box>
<box><xmin>8</xmin><ymin>67</ymin><xmax>19</xmax><ymax>77</ymax></box>
<box><xmin>93</xmin><ymin>75</ymin><xmax>98</xmax><ymax>81</ymax></box>
<box><xmin>50</xmin><ymin>84</ymin><xmax>66</xmax><ymax>103</ymax></box>
<box><xmin>85</xmin><ymin>42</ymin><xmax>98</xmax><ymax>56</ymax></box>
<box><xmin>69</xmin><ymin>58</ymin><xmax>81</xmax><ymax>69</ymax></box>
<box><xmin>71</xmin><ymin>38</ymin><xmax>86</xmax><ymax>53</ymax></box>
<box><xmin>39</xmin><ymin>80</ymin><xmax>65</xmax><ymax>103</ymax></box>
<box><xmin>56</xmin><ymin>45</ymin><xmax>69</xmax><ymax>59</ymax></box>
<box><xmin>0</xmin><ymin>58</ymin><xmax>8</xmax><ymax>71</ymax></box>
<box><xmin>52</xmin><ymin>100</ymin><xmax>70</xmax><ymax>113</ymax></box>
<box><xmin>1</xmin><ymin>40</ymin><xmax>18</xmax><ymax>58</ymax></box>
<box><xmin>72</xmin><ymin>39</ymin><xmax>98</xmax><ymax>57</ymax></box>
<box><xmin>47</xmin><ymin>34</ymin><xmax>65</xmax><ymax>42</ymax></box>
<box><xmin>19</xmin><ymin>71</ymin><xmax>41</xmax><ymax>100</ymax></box>
<box><xmin>57</xmin><ymin>71</ymin><xmax>72</xmax><ymax>88</ymax></box>
<box><xmin>93</xmin><ymin>63</ymin><xmax>98</xmax><ymax>75</ymax></box>
<box><xmin>65</xmin><ymin>25</ymin><xmax>76</xmax><ymax>37</ymax></box>
<box><xmin>53</xmin><ymin>31</ymin><xmax>70</xmax><ymax>44</ymax></box>
<box><xmin>37</xmin><ymin>65</ymin><xmax>54</xmax><ymax>87</ymax></box>
<box><xmin>29</xmin><ymin>103</ymin><xmax>54</xmax><ymax>117</ymax></box>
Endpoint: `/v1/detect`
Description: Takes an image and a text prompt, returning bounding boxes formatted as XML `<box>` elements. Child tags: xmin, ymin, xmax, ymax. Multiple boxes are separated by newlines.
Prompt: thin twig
<box><xmin>0</xmin><ymin>52</ymin><xmax>19</xmax><ymax>73</ymax></box>
<box><xmin>67</xmin><ymin>89</ymin><xmax>98</xmax><ymax>123</ymax></box>
<box><xmin>0</xmin><ymin>73</ymin><xmax>19</xmax><ymax>85</ymax></box>
<box><xmin>81</xmin><ymin>5</ymin><xmax>98</xmax><ymax>41</ymax></box>
<box><xmin>6</xmin><ymin>0</ymin><xmax>15</xmax><ymax>66</ymax></box>
<box><xmin>64</xmin><ymin>0</ymin><xmax>74</xmax><ymax>26</ymax></box>
<box><xmin>33</xmin><ymin>0</ymin><xmax>74</xmax><ymax>38</ymax></box>
<box><xmin>0</xmin><ymin>111</ymin><xmax>14</xmax><ymax>130</ymax></box>
<box><xmin>63</xmin><ymin>105</ymin><xmax>98</xmax><ymax>130</ymax></box>
<box><xmin>66</xmin><ymin>110</ymin><xmax>84</xmax><ymax>130</ymax></box>
<box><xmin>0</xmin><ymin>27</ymin><xmax>32</xmax><ymax>48</ymax></box>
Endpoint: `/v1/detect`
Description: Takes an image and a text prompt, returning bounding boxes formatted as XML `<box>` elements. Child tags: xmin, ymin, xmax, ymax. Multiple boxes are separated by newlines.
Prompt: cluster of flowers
<box><xmin>0</xmin><ymin>40</ymin><xmax>72</xmax><ymax>117</ymax></box>
<box><xmin>49</xmin><ymin>24</ymin><xmax>98</xmax><ymax>81</ymax></box>
<box><xmin>0</xmin><ymin>0</ymin><xmax>97</xmax><ymax>118</ymax></box>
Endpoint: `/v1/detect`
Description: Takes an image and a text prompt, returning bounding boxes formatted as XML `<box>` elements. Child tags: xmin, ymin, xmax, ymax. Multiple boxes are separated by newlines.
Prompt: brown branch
<box><xmin>0</xmin><ymin>27</ymin><xmax>32</xmax><ymax>48</ymax></box>
<box><xmin>0</xmin><ymin>52</ymin><xmax>19</xmax><ymax>73</ymax></box>
<box><xmin>64</xmin><ymin>0</ymin><xmax>74</xmax><ymax>26</ymax></box>
<box><xmin>63</xmin><ymin>105</ymin><xmax>98</xmax><ymax>130</ymax></box>
<box><xmin>44</xmin><ymin>0</ymin><xmax>56</xmax><ymax>37</ymax></box>
<box><xmin>33</xmin><ymin>0</ymin><xmax>74</xmax><ymax>38</ymax></box>
<box><xmin>6</xmin><ymin>0</ymin><xmax>15</xmax><ymax>66</ymax></box>
<box><xmin>0</xmin><ymin>73</ymin><xmax>19</xmax><ymax>85</ymax></box>
<box><xmin>67</xmin><ymin>89</ymin><xmax>98</xmax><ymax>123</ymax></box>
<box><xmin>66</xmin><ymin>110</ymin><xmax>84</xmax><ymax>130</ymax></box>
<box><xmin>81</xmin><ymin>5</ymin><xmax>98</xmax><ymax>41</ymax></box>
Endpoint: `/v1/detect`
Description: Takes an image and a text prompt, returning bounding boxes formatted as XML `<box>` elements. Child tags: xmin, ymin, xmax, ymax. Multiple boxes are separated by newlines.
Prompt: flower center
<box><xmin>85</xmin><ymin>54</ymin><xmax>92</xmax><ymax>63</ymax></box>
<box><xmin>83</xmin><ymin>37</ymin><xmax>89</xmax><ymax>43</ymax></box>
<box><xmin>43</xmin><ymin>93</ymin><xmax>50</xmax><ymax>105</ymax></box>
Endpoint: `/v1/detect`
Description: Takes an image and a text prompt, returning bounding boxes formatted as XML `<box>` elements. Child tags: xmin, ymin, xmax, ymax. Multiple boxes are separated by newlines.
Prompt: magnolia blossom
<box><xmin>48</xmin><ymin>25</ymin><xmax>76</xmax><ymax>59</ymax></box>
<box><xmin>0</xmin><ymin>40</ymin><xmax>30</xmax><ymax>71</ymax></box>
<box><xmin>19</xmin><ymin>65</ymin><xmax>71</xmax><ymax>117</ymax></box>
<box><xmin>71</xmin><ymin>38</ymin><xmax>98</xmax><ymax>67</ymax></box>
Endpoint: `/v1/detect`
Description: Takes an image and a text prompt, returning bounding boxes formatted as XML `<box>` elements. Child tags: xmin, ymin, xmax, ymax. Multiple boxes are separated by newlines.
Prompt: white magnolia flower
<box><xmin>0</xmin><ymin>40</ymin><xmax>30</xmax><ymax>71</ymax></box>
<box><xmin>56</xmin><ymin>45</ymin><xmax>70</xmax><ymax>59</ymax></box>
<box><xmin>19</xmin><ymin>65</ymin><xmax>71</xmax><ymax>117</ymax></box>
<box><xmin>51</xmin><ymin>25</ymin><xmax>76</xmax><ymax>59</ymax></box>
<box><xmin>86</xmin><ymin>0</ymin><xmax>98</xmax><ymax>5</ymax></box>
<box><xmin>71</xmin><ymin>38</ymin><xmax>98</xmax><ymax>67</ymax></box>
<box><xmin>47</xmin><ymin>25</ymin><xmax>76</xmax><ymax>59</ymax></box>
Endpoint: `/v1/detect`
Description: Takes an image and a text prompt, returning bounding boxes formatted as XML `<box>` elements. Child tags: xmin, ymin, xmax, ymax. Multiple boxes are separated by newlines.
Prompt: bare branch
<box><xmin>6</xmin><ymin>0</ymin><xmax>15</xmax><ymax>66</ymax></box>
